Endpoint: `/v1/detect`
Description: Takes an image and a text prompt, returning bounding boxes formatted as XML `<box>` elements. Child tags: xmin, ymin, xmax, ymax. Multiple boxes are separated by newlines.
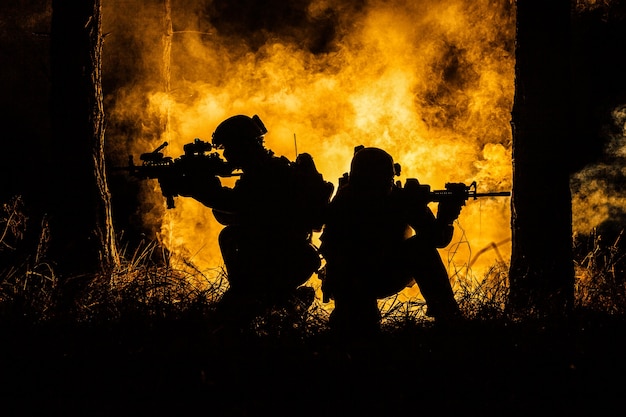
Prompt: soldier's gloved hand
<box><xmin>158</xmin><ymin>172</ymin><xmax>221</xmax><ymax>199</ymax></box>
<box><xmin>180</xmin><ymin>173</ymin><xmax>222</xmax><ymax>198</ymax></box>
<box><xmin>157</xmin><ymin>174</ymin><xmax>179</xmax><ymax>198</ymax></box>
<box><xmin>437</xmin><ymin>200</ymin><xmax>463</xmax><ymax>225</ymax></box>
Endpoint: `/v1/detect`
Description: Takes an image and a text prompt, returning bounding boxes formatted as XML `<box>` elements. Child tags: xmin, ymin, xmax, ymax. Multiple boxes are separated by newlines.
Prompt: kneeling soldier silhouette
<box><xmin>320</xmin><ymin>146</ymin><xmax>463</xmax><ymax>338</ymax></box>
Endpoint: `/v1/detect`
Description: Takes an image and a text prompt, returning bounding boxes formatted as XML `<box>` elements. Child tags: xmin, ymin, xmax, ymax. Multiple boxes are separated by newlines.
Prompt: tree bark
<box><xmin>49</xmin><ymin>0</ymin><xmax>119</xmax><ymax>283</ymax></box>
<box><xmin>508</xmin><ymin>0</ymin><xmax>575</xmax><ymax>316</ymax></box>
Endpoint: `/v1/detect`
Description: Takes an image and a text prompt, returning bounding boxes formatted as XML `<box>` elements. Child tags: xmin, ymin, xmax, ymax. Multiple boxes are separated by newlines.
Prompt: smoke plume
<box><xmin>103</xmin><ymin>0</ymin><xmax>515</xmax><ymax>294</ymax></box>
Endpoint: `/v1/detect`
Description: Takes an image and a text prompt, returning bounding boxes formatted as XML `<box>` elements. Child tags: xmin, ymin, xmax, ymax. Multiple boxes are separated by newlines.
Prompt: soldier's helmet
<box><xmin>211</xmin><ymin>114</ymin><xmax>268</xmax><ymax>149</ymax></box>
<box><xmin>349</xmin><ymin>147</ymin><xmax>396</xmax><ymax>193</ymax></box>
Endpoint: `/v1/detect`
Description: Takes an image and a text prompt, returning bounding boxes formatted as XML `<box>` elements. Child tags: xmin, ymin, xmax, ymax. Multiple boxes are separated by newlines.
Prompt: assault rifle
<box><xmin>114</xmin><ymin>138</ymin><xmax>240</xmax><ymax>209</ymax></box>
<box><xmin>403</xmin><ymin>179</ymin><xmax>511</xmax><ymax>205</ymax></box>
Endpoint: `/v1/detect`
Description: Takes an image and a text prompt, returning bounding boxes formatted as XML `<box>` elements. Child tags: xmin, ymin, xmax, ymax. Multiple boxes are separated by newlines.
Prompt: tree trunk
<box><xmin>49</xmin><ymin>0</ymin><xmax>119</xmax><ymax>284</ymax></box>
<box><xmin>508</xmin><ymin>0</ymin><xmax>575</xmax><ymax>316</ymax></box>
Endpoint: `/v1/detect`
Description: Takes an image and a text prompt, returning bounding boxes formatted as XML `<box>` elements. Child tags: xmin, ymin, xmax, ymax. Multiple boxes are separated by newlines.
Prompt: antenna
<box><xmin>293</xmin><ymin>133</ymin><xmax>298</xmax><ymax>158</ymax></box>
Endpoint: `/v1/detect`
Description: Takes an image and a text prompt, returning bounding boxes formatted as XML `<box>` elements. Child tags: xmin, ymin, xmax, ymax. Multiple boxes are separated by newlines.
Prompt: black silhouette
<box><xmin>319</xmin><ymin>146</ymin><xmax>467</xmax><ymax>337</ymax></box>
<box><xmin>168</xmin><ymin>114</ymin><xmax>334</xmax><ymax>331</ymax></box>
<box><xmin>116</xmin><ymin>138</ymin><xmax>239</xmax><ymax>209</ymax></box>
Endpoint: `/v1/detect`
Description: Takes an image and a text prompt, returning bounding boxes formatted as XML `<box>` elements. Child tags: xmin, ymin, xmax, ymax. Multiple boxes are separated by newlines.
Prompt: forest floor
<box><xmin>2</xmin><ymin>311</ymin><xmax>625</xmax><ymax>417</ymax></box>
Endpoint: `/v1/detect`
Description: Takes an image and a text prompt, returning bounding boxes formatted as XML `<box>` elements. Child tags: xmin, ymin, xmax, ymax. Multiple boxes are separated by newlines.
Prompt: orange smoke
<box><xmin>104</xmin><ymin>0</ymin><xmax>515</xmax><ymax>304</ymax></box>
<box><xmin>572</xmin><ymin>104</ymin><xmax>626</xmax><ymax>235</ymax></box>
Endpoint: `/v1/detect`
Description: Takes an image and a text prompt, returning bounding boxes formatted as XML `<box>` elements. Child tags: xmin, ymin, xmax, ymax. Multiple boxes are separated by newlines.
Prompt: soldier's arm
<box><xmin>408</xmin><ymin>205</ymin><xmax>454</xmax><ymax>248</ymax></box>
<box><xmin>174</xmin><ymin>173</ymin><xmax>242</xmax><ymax>214</ymax></box>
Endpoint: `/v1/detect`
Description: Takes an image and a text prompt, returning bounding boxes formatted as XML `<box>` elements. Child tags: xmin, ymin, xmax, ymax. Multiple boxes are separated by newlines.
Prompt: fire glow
<box><xmin>105</xmin><ymin>0</ymin><xmax>516</xmax><ymax>305</ymax></box>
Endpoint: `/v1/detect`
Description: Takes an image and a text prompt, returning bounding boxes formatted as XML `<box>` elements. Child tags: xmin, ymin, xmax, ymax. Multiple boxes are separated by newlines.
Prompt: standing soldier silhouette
<box><xmin>175</xmin><ymin>114</ymin><xmax>334</xmax><ymax>332</ymax></box>
<box><xmin>319</xmin><ymin>146</ymin><xmax>463</xmax><ymax>337</ymax></box>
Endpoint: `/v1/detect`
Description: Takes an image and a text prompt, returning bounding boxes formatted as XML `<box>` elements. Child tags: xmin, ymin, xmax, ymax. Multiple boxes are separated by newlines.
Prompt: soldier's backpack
<box><xmin>292</xmin><ymin>152</ymin><xmax>334</xmax><ymax>233</ymax></box>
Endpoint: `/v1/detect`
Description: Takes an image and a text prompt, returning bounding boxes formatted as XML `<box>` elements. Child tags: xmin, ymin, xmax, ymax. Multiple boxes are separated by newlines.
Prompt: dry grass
<box><xmin>75</xmin><ymin>241</ymin><xmax>227</xmax><ymax>323</ymax></box>
<box><xmin>0</xmin><ymin>195</ymin><xmax>332</xmax><ymax>338</ymax></box>
<box><xmin>574</xmin><ymin>228</ymin><xmax>626</xmax><ymax>314</ymax></box>
<box><xmin>2</xmin><ymin>196</ymin><xmax>626</xmax><ymax>416</ymax></box>
<box><xmin>379</xmin><ymin>226</ymin><xmax>626</xmax><ymax>330</ymax></box>
<box><xmin>0</xmin><ymin>196</ymin><xmax>57</xmax><ymax>322</ymax></box>
<box><xmin>1</xmin><ymin>194</ymin><xmax>625</xmax><ymax>331</ymax></box>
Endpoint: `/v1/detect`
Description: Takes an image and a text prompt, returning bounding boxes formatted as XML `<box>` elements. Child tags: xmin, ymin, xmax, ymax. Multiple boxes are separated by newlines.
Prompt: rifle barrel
<box><xmin>474</xmin><ymin>191</ymin><xmax>511</xmax><ymax>197</ymax></box>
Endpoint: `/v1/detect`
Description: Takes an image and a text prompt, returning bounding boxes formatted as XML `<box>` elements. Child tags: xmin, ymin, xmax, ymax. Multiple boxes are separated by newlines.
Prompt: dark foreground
<box><xmin>2</xmin><ymin>313</ymin><xmax>625</xmax><ymax>417</ymax></box>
